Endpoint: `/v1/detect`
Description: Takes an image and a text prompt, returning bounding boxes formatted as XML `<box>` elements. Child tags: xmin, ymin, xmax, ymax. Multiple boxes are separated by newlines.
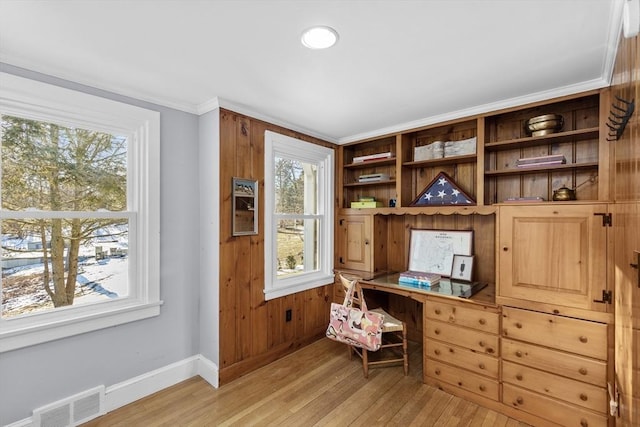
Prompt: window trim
<box><xmin>263</xmin><ymin>130</ymin><xmax>334</xmax><ymax>300</ymax></box>
<box><xmin>0</xmin><ymin>72</ymin><xmax>160</xmax><ymax>352</ymax></box>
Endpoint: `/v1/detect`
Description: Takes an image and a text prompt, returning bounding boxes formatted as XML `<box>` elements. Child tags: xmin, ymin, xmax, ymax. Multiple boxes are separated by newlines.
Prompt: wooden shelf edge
<box><xmin>484</xmin><ymin>127</ymin><xmax>599</xmax><ymax>151</ymax></box>
<box><xmin>343</xmin><ymin>158</ymin><xmax>396</xmax><ymax>169</ymax></box>
<box><xmin>403</xmin><ymin>154</ymin><xmax>477</xmax><ymax>168</ymax></box>
<box><xmin>485</xmin><ymin>162</ymin><xmax>598</xmax><ymax>176</ymax></box>
<box><xmin>340</xmin><ymin>206</ymin><xmax>497</xmax><ymax>216</ymax></box>
<box><xmin>344</xmin><ymin>179</ymin><xmax>396</xmax><ymax>187</ymax></box>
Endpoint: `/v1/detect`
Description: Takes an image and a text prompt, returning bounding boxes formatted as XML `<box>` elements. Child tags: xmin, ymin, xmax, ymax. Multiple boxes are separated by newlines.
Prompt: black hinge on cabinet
<box><xmin>593</xmin><ymin>290</ymin><xmax>613</xmax><ymax>304</ymax></box>
<box><xmin>339</xmin><ymin>256</ymin><xmax>344</xmax><ymax>264</ymax></box>
<box><xmin>594</xmin><ymin>212</ymin><xmax>612</xmax><ymax>227</ymax></box>
<box><xmin>339</xmin><ymin>219</ymin><xmax>344</xmax><ymax>226</ymax></box>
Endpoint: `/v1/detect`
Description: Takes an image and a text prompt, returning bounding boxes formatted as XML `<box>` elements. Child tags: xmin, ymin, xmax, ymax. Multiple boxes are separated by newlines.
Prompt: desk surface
<box><xmin>358</xmin><ymin>273</ymin><xmax>495</xmax><ymax>306</ymax></box>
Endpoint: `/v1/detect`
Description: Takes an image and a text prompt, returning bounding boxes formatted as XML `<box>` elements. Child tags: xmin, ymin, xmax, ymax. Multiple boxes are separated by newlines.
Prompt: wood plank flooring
<box><xmin>83</xmin><ymin>338</ymin><xmax>531</xmax><ymax>426</ymax></box>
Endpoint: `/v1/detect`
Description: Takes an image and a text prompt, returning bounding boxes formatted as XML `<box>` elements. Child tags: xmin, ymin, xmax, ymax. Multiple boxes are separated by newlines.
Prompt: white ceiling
<box><xmin>0</xmin><ymin>0</ymin><xmax>624</xmax><ymax>143</ymax></box>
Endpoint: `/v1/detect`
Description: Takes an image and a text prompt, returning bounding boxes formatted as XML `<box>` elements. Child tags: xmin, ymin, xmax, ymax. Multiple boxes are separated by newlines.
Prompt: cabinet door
<box><xmin>337</xmin><ymin>214</ymin><xmax>372</xmax><ymax>271</ymax></box>
<box><xmin>498</xmin><ymin>204</ymin><xmax>609</xmax><ymax>313</ymax></box>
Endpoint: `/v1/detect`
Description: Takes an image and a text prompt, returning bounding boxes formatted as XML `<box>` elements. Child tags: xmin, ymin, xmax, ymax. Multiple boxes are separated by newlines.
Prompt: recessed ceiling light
<box><xmin>301</xmin><ymin>26</ymin><xmax>339</xmax><ymax>49</ymax></box>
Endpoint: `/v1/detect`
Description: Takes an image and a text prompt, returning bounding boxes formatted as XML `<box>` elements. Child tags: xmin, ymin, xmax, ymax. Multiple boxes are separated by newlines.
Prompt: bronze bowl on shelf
<box><xmin>552</xmin><ymin>185</ymin><xmax>576</xmax><ymax>201</ymax></box>
<box><xmin>524</xmin><ymin>114</ymin><xmax>564</xmax><ymax>137</ymax></box>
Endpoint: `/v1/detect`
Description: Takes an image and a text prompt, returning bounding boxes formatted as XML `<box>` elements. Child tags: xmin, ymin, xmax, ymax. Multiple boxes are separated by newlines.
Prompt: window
<box><xmin>264</xmin><ymin>131</ymin><xmax>334</xmax><ymax>300</ymax></box>
<box><xmin>0</xmin><ymin>73</ymin><xmax>160</xmax><ymax>352</ymax></box>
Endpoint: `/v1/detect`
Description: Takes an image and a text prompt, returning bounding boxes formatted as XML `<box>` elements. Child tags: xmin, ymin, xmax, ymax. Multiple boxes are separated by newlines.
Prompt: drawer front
<box><xmin>425</xmin><ymin>340</ymin><xmax>499</xmax><ymax>378</ymax></box>
<box><xmin>503</xmin><ymin>383</ymin><xmax>608</xmax><ymax>427</ymax></box>
<box><xmin>502</xmin><ymin>360</ymin><xmax>607</xmax><ymax>413</ymax></box>
<box><xmin>502</xmin><ymin>306</ymin><xmax>607</xmax><ymax>360</ymax></box>
<box><xmin>425</xmin><ymin>320</ymin><xmax>499</xmax><ymax>356</ymax></box>
<box><xmin>502</xmin><ymin>338</ymin><xmax>607</xmax><ymax>387</ymax></box>
<box><xmin>426</xmin><ymin>359</ymin><xmax>499</xmax><ymax>401</ymax></box>
<box><xmin>424</xmin><ymin>300</ymin><xmax>499</xmax><ymax>334</ymax></box>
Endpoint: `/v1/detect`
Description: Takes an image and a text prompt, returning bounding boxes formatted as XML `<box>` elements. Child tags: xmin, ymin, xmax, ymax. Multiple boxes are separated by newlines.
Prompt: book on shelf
<box><xmin>358</xmin><ymin>173</ymin><xmax>390</xmax><ymax>182</ymax></box>
<box><xmin>398</xmin><ymin>271</ymin><xmax>441</xmax><ymax>287</ymax></box>
<box><xmin>504</xmin><ymin>196</ymin><xmax>545</xmax><ymax>202</ymax></box>
<box><xmin>350</xmin><ymin>201</ymin><xmax>384</xmax><ymax>208</ymax></box>
<box><xmin>352</xmin><ymin>152</ymin><xmax>394</xmax><ymax>163</ymax></box>
<box><xmin>516</xmin><ymin>154</ymin><xmax>566</xmax><ymax>168</ymax></box>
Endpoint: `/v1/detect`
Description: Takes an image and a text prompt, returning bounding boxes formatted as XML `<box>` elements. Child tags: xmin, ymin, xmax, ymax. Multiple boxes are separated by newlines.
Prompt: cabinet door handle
<box><xmin>502</xmin><ymin>246</ymin><xmax>509</xmax><ymax>251</ymax></box>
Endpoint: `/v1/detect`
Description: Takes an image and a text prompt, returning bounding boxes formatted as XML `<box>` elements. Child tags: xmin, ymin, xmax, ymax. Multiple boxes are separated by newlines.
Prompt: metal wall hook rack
<box><xmin>606</xmin><ymin>96</ymin><xmax>635</xmax><ymax>141</ymax></box>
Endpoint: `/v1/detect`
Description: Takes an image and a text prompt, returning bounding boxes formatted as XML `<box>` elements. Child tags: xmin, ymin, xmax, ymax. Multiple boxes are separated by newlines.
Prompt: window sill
<box><xmin>0</xmin><ymin>300</ymin><xmax>163</xmax><ymax>353</ymax></box>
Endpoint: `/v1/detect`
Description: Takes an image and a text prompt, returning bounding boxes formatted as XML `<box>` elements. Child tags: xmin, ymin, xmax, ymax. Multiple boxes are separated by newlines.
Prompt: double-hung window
<box><xmin>0</xmin><ymin>73</ymin><xmax>160</xmax><ymax>352</ymax></box>
<box><xmin>264</xmin><ymin>131</ymin><xmax>334</xmax><ymax>300</ymax></box>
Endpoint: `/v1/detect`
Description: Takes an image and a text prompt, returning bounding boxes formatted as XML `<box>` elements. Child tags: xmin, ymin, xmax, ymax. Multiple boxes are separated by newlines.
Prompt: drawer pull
<box><xmin>516</xmin><ymin>397</ymin><xmax>524</xmax><ymax>405</ymax></box>
<box><xmin>515</xmin><ymin>351</ymin><xmax>523</xmax><ymax>358</ymax></box>
<box><xmin>479</xmin><ymin>385</ymin><xmax>486</xmax><ymax>391</ymax></box>
<box><xmin>579</xmin><ymin>367</ymin><xmax>588</xmax><ymax>375</ymax></box>
<box><xmin>479</xmin><ymin>363</ymin><xmax>485</xmax><ymax>370</ymax></box>
<box><xmin>486</xmin><ymin>347</ymin><xmax>495</xmax><ymax>354</ymax></box>
<box><xmin>580</xmin><ymin>393</ymin><xmax>588</xmax><ymax>401</ymax></box>
<box><xmin>579</xmin><ymin>336</ymin><xmax>588</xmax><ymax>343</ymax></box>
<box><xmin>435</xmin><ymin>369</ymin><xmax>441</xmax><ymax>375</ymax></box>
<box><xmin>449</xmin><ymin>347</ymin><xmax>455</xmax><ymax>353</ymax></box>
<box><xmin>435</xmin><ymin>308</ymin><xmax>441</xmax><ymax>315</ymax></box>
<box><xmin>478</xmin><ymin>318</ymin><xmax>486</xmax><ymax>325</ymax></box>
<box><xmin>434</xmin><ymin>349</ymin><xmax>441</xmax><ymax>356</ymax></box>
<box><xmin>435</xmin><ymin>329</ymin><xmax>441</xmax><ymax>335</ymax></box>
<box><xmin>580</xmin><ymin>419</ymin><xmax>588</xmax><ymax>427</ymax></box>
<box><xmin>457</xmin><ymin>381</ymin><xmax>463</xmax><ymax>386</ymax></box>
<box><xmin>479</xmin><ymin>341</ymin><xmax>485</xmax><ymax>347</ymax></box>
<box><xmin>515</xmin><ymin>322</ymin><xmax>522</xmax><ymax>329</ymax></box>
<box><xmin>516</xmin><ymin>374</ymin><xmax>523</xmax><ymax>381</ymax></box>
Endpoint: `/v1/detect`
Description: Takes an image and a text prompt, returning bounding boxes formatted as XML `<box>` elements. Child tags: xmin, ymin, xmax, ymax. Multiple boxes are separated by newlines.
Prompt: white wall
<box><xmin>0</xmin><ymin>63</ymin><xmax>203</xmax><ymax>425</ymax></box>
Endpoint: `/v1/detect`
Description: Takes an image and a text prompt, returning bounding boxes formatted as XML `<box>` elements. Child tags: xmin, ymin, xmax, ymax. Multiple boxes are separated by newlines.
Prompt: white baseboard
<box><xmin>4</xmin><ymin>354</ymin><xmax>218</xmax><ymax>427</ymax></box>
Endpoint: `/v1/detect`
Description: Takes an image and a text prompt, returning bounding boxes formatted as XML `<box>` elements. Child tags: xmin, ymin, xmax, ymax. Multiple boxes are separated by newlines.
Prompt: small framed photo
<box><xmin>451</xmin><ymin>255</ymin><xmax>474</xmax><ymax>282</ymax></box>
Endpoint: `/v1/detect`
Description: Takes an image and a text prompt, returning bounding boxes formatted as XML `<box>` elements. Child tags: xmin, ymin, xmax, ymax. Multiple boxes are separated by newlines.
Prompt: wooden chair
<box><xmin>339</xmin><ymin>274</ymin><xmax>409</xmax><ymax>378</ymax></box>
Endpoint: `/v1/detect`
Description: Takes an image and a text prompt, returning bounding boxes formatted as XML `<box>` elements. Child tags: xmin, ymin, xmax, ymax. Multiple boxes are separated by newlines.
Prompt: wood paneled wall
<box><xmin>610</xmin><ymin>29</ymin><xmax>640</xmax><ymax>427</ymax></box>
<box><xmin>218</xmin><ymin>109</ymin><xmax>335</xmax><ymax>383</ymax></box>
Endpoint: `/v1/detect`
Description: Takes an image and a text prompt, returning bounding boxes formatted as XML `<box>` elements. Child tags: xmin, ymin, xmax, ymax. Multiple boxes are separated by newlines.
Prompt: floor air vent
<box><xmin>33</xmin><ymin>385</ymin><xmax>105</xmax><ymax>427</ymax></box>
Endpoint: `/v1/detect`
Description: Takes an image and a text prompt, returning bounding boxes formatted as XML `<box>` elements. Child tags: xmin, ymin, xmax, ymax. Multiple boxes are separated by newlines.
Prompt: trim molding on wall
<box><xmin>4</xmin><ymin>355</ymin><xmax>219</xmax><ymax>427</ymax></box>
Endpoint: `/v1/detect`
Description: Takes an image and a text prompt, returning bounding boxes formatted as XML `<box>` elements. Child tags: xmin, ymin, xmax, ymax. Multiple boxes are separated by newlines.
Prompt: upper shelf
<box><xmin>344</xmin><ymin>158</ymin><xmax>396</xmax><ymax>169</ymax></box>
<box><xmin>403</xmin><ymin>154</ymin><xmax>477</xmax><ymax>168</ymax></box>
<box><xmin>484</xmin><ymin>127</ymin><xmax>599</xmax><ymax>151</ymax></box>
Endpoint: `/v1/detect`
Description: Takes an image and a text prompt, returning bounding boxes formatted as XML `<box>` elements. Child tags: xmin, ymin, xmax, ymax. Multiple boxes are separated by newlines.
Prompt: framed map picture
<box><xmin>407</xmin><ymin>229</ymin><xmax>473</xmax><ymax>276</ymax></box>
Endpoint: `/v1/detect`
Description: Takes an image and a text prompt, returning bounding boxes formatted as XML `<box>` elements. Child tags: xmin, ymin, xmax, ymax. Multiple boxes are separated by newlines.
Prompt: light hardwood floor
<box><xmin>83</xmin><ymin>338</ymin><xmax>530</xmax><ymax>426</ymax></box>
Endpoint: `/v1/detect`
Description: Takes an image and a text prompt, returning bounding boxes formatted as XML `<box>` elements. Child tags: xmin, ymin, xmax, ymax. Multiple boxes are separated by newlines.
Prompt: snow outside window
<box><xmin>264</xmin><ymin>131</ymin><xmax>334</xmax><ymax>300</ymax></box>
<box><xmin>0</xmin><ymin>73</ymin><xmax>160</xmax><ymax>352</ymax></box>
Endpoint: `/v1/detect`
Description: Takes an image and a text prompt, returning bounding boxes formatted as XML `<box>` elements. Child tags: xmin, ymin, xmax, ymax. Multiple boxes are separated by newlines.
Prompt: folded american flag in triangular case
<box><xmin>410</xmin><ymin>171</ymin><xmax>476</xmax><ymax>206</ymax></box>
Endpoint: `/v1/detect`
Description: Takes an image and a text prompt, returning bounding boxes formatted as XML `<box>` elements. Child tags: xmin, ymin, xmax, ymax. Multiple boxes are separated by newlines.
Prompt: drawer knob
<box><xmin>434</xmin><ymin>349</ymin><xmax>441</xmax><ymax>356</ymax></box>
<box><xmin>479</xmin><ymin>385</ymin><xmax>486</xmax><ymax>391</ymax></box>
<box><xmin>479</xmin><ymin>363</ymin><xmax>485</xmax><ymax>370</ymax></box>
<box><xmin>516</xmin><ymin>374</ymin><xmax>523</xmax><ymax>381</ymax></box>
<box><xmin>435</xmin><ymin>308</ymin><xmax>441</xmax><ymax>315</ymax></box>
<box><xmin>579</xmin><ymin>336</ymin><xmax>588</xmax><ymax>343</ymax></box>
<box><xmin>579</xmin><ymin>368</ymin><xmax>588</xmax><ymax>375</ymax></box>
<box><xmin>457</xmin><ymin>381</ymin><xmax>463</xmax><ymax>386</ymax></box>
<box><xmin>478</xmin><ymin>318</ymin><xmax>486</xmax><ymax>325</ymax></box>
<box><xmin>503</xmin><ymin>246</ymin><xmax>509</xmax><ymax>251</ymax></box>
<box><xmin>479</xmin><ymin>341</ymin><xmax>485</xmax><ymax>347</ymax></box>
<box><xmin>580</xmin><ymin>419</ymin><xmax>588</xmax><ymax>427</ymax></box>
<box><xmin>515</xmin><ymin>322</ymin><xmax>522</xmax><ymax>329</ymax></box>
<box><xmin>515</xmin><ymin>351</ymin><xmax>523</xmax><ymax>358</ymax></box>
<box><xmin>435</xmin><ymin>369</ymin><xmax>441</xmax><ymax>375</ymax></box>
<box><xmin>580</xmin><ymin>393</ymin><xmax>588</xmax><ymax>401</ymax></box>
<box><xmin>516</xmin><ymin>397</ymin><xmax>524</xmax><ymax>405</ymax></box>
<box><xmin>449</xmin><ymin>347</ymin><xmax>455</xmax><ymax>353</ymax></box>
<box><xmin>435</xmin><ymin>329</ymin><xmax>441</xmax><ymax>335</ymax></box>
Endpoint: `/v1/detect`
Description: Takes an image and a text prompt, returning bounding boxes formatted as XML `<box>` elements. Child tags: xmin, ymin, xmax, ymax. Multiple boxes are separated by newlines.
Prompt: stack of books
<box><xmin>398</xmin><ymin>271</ymin><xmax>441</xmax><ymax>288</ymax></box>
<box><xmin>352</xmin><ymin>152</ymin><xmax>394</xmax><ymax>163</ymax></box>
<box><xmin>350</xmin><ymin>197</ymin><xmax>384</xmax><ymax>208</ymax></box>
<box><xmin>358</xmin><ymin>173</ymin><xmax>390</xmax><ymax>183</ymax></box>
<box><xmin>516</xmin><ymin>154</ymin><xmax>566</xmax><ymax>168</ymax></box>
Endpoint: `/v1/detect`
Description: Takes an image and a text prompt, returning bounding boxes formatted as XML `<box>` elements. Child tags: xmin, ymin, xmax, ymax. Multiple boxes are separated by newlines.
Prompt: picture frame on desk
<box><xmin>451</xmin><ymin>254</ymin><xmax>474</xmax><ymax>282</ymax></box>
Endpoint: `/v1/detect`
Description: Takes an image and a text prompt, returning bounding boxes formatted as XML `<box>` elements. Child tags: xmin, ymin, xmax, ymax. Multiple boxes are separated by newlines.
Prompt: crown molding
<box><xmin>199</xmin><ymin>97</ymin><xmax>338</xmax><ymax>143</ymax></box>
<box><xmin>0</xmin><ymin>58</ymin><xmax>200</xmax><ymax>114</ymax></box>
<box><xmin>338</xmin><ymin>78</ymin><xmax>609</xmax><ymax>145</ymax></box>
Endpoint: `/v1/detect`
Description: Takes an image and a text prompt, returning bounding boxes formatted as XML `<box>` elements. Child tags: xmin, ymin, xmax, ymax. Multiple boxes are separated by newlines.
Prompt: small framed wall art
<box><xmin>451</xmin><ymin>255</ymin><xmax>474</xmax><ymax>282</ymax></box>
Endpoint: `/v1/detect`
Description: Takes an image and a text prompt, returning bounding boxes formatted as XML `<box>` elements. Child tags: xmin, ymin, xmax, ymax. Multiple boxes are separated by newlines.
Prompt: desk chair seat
<box><xmin>339</xmin><ymin>274</ymin><xmax>409</xmax><ymax>378</ymax></box>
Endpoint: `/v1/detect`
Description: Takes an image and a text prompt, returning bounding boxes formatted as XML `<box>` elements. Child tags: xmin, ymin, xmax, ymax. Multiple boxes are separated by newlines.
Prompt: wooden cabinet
<box><xmin>335</xmin><ymin>213</ymin><xmax>387</xmax><ymax>273</ymax></box>
<box><xmin>423</xmin><ymin>298</ymin><xmax>500</xmax><ymax>402</ymax></box>
<box><xmin>501</xmin><ymin>306</ymin><xmax>609</xmax><ymax>426</ymax></box>
<box><xmin>497</xmin><ymin>203</ymin><xmax>612</xmax><ymax>320</ymax></box>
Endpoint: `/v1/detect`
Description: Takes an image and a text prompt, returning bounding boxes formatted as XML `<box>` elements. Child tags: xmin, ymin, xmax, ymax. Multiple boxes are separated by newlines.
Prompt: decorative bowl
<box><xmin>524</xmin><ymin>114</ymin><xmax>564</xmax><ymax>136</ymax></box>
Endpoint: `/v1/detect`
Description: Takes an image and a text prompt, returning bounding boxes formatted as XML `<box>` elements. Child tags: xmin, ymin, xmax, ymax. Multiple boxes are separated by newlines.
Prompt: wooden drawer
<box><xmin>503</xmin><ymin>383</ymin><xmax>608</xmax><ymax>427</ymax></box>
<box><xmin>424</xmin><ymin>300</ymin><xmax>499</xmax><ymax>334</ymax></box>
<box><xmin>425</xmin><ymin>359</ymin><xmax>499</xmax><ymax>401</ymax></box>
<box><xmin>425</xmin><ymin>340</ymin><xmax>499</xmax><ymax>379</ymax></box>
<box><xmin>502</xmin><ymin>306</ymin><xmax>607</xmax><ymax>360</ymax></box>
<box><xmin>502</xmin><ymin>360</ymin><xmax>607</xmax><ymax>413</ymax></box>
<box><xmin>502</xmin><ymin>338</ymin><xmax>607</xmax><ymax>387</ymax></box>
<box><xmin>425</xmin><ymin>320</ymin><xmax>498</xmax><ymax>356</ymax></box>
